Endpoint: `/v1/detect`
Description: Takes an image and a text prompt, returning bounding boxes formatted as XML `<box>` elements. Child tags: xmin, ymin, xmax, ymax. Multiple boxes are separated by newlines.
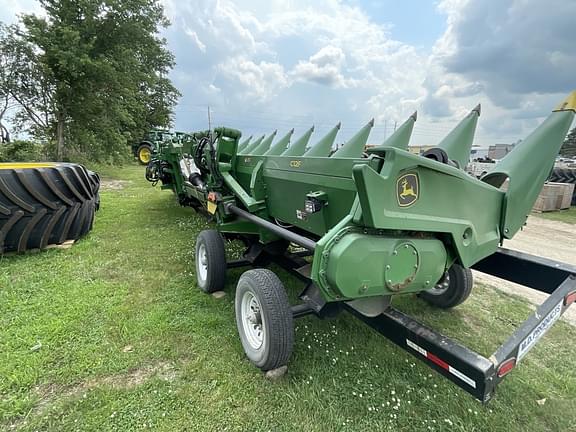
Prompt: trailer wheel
<box><xmin>419</xmin><ymin>264</ymin><xmax>473</xmax><ymax>309</ymax></box>
<box><xmin>235</xmin><ymin>269</ymin><xmax>294</xmax><ymax>371</ymax></box>
<box><xmin>195</xmin><ymin>229</ymin><xmax>226</xmax><ymax>293</ymax></box>
<box><xmin>137</xmin><ymin>144</ymin><xmax>152</xmax><ymax>165</ymax></box>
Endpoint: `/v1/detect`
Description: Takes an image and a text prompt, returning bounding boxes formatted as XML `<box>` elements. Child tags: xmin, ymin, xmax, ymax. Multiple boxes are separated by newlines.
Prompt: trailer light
<box><xmin>304</xmin><ymin>191</ymin><xmax>327</xmax><ymax>214</ymax></box>
<box><xmin>565</xmin><ymin>291</ymin><xmax>576</xmax><ymax>307</ymax></box>
<box><xmin>497</xmin><ymin>358</ymin><xmax>516</xmax><ymax>378</ymax></box>
<box><xmin>208</xmin><ymin>192</ymin><xmax>217</xmax><ymax>202</ymax></box>
<box><xmin>305</xmin><ymin>198</ymin><xmax>323</xmax><ymax>214</ymax></box>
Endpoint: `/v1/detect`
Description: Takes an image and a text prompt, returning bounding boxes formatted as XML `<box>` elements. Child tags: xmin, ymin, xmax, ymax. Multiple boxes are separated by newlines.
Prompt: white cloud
<box><xmin>416</xmin><ymin>0</ymin><xmax>576</xmax><ymax>145</ymax></box>
<box><xmin>291</xmin><ymin>45</ymin><xmax>348</xmax><ymax>87</ymax></box>
<box><xmin>428</xmin><ymin>0</ymin><xmax>576</xmax><ymax>108</ymax></box>
<box><xmin>0</xmin><ymin>0</ymin><xmax>41</xmax><ymax>23</ymax></box>
<box><xmin>218</xmin><ymin>58</ymin><xmax>288</xmax><ymax>101</ymax></box>
<box><xmin>184</xmin><ymin>29</ymin><xmax>206</xmax><ymax>53</ymax></box>
<box><xmin>164</xmin><ymin>0</ymin><xmax>431</xmax><ymax>142</ymax></box>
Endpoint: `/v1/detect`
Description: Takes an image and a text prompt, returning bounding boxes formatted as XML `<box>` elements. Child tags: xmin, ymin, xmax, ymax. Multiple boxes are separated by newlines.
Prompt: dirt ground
<box><xmin>474</xmin><ymin>215</ymin><xmax>576</xmax><ymax>326</ymax></box>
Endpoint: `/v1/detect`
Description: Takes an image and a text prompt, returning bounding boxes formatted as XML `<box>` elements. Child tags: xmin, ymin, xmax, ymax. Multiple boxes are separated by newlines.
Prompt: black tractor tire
<box><xmin>86</xmin><ymin>169</ymin><xmax>101</xmax><ymax>210</ymax></box>
<box><xmin>136</xmin><ymin>143</ymin><xmax>153</xmax><ymax>165</ymax></box>
<box><xmin>418</xmin><ymin>263</ymin><xmax>473</xmax><ymax>309</ymax></box>
<box><xmin>195</xmin><ymin>229</ymin><xmax>227</xmax><ymax>293</ymax></box>
<box><xmin>0</xmin><ymin>162</ymin><xmax>99</xmax><ymax>254</ymax></box>
<box><xmin>548</xmin><ymin>168</ymin><xmax>576</xmax><ymax>206</ymax></box>
<box><xmin>235</xmin><ymin>269</ymin><xmax>294</xmax><ymax>371</ymax></box>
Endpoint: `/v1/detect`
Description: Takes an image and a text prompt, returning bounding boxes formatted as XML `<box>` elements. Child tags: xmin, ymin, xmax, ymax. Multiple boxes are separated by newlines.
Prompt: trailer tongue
<box><xmin>146</xmin><ymin>92</ymin><xmax>576</xmax><ymax>402</ymax></box>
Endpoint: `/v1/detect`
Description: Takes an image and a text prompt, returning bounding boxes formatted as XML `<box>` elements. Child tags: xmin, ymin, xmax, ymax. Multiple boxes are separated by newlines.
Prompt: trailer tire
<box><xmin>137</xmin><ymin>143</ymin><xmax>153</xmax><ymax>165</ymax></box>
<box><xmin>235</xmin><ymin>269</ymin><xmax>294</xmax><ymax>371</ymax></box>
<box><xmin>0</xmin><ymin>162</ymin><xmax>99</xmax><ymax>254</ymax></box>
<box><xmin>418</xmin><ymin>264</ymin><xmax>473</xmax><ymax>309</ymax></box>
<box><xmin>195</xmin><ymin>229</ymin><xmax>226</xmax><ymax>293</ymax></box>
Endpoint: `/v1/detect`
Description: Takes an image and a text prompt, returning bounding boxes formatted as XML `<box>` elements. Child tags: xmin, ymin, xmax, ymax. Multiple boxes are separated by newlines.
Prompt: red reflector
<box><xmin>565</xmin><ymin>291</ymin><xmax>576</xmax><ymax>307</ymax></box>
<box><xmin>207</xmin><ymin>192</ymin><xmax>217</xmax><ymax>202</ymax></box>
<box><xmin>427</xmin><ymin>352</ymin><xmax>449</xmax><ymax>371</ymax></box>
<box><xmin>497</xmin><ymin>358</ymin><xmax>516</xmax><ymax>378</ymax></box>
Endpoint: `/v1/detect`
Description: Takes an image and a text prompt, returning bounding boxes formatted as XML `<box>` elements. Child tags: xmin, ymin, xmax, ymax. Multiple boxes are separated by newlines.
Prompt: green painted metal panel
<box><xmin>240</xmin><ymin>134</ymin><xmax>265</xmax><ymax>155</ymax></box>
<box><xmin>250</xmin><ymin>130</ymin><xmax>277</xmax><ymax>155</ymax></box>
<box><xmin>369</xmin><ymin>112</ymin><xmax>416</xmax><ymax>153</ymax></box>
<box><xmin>350</xmin><ymin>148</ymin><xmax>503</xmax><ymax>267</ymax></box>
<box><xmin>282</xmin><ymin>126</ymin><xmax>314</xmax><ymax>156</ymax></box>
<box><xmin>322</xmin><ymin>232</ymin><xmax>447</xmax><ymax>299</ymax></box>
<box><xmin>237</xmin><ymin>135</ymin><xmax>252</xmax><ymax>152</ymax></box>
<box><xmin>483</xmin><ymin>108</ymin><xmax>575</xmax><ymax>238</ymax></box>
<box><xmin>436</xmin><ymin>105</ymin><xmax>480</xmax><ymax>168</ymax></box>
<box><xmin>304</xmin><ymin>123</ymin><xmax>341</xmax><ymax>157</ymax></box>
<box><xmin>331</xmin><ymin>119</ymin><xmax>374</xmax><ymax>158</ymax></box>
<box><xmin>264</xmin><ymin>129</ymin><xmax>294</xmax><ymax>156</ymax></box>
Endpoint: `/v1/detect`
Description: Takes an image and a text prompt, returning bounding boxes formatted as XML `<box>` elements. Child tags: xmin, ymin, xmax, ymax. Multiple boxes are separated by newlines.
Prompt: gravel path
<box><xmin>474</xmin><ymin>215</ymin><xmax>576</xmax><ymax>326</ymax></box>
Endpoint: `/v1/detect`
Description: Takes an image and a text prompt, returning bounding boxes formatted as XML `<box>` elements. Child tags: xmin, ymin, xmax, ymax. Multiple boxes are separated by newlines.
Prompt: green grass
<box><xmin>535</xmin><ymin>206</ymin><xmax>576</xmax><ymax>224</ymax></box>
<box><xmin>1</xmin><ymin>165</ymin><xmax>575</xmax><ymax>431</ymax></box>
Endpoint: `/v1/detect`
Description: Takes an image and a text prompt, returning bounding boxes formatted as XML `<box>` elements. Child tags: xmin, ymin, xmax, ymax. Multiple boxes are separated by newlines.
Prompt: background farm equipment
<box><xmin>146</xmin><ymin>92</ymin><xmax>576</xmax><ymax>402</ymax></box>
<box><xmin>132</xmin><ymin>130</ymin><xmax>191</xmax><ymax>165</ymax></box>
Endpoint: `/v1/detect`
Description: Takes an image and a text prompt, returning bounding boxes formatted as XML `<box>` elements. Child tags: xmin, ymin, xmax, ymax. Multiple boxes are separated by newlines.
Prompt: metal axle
<box><xmin>226</xmin><ymin>204</ymin><xmax>317</xmax><ymax>251</ymax></box>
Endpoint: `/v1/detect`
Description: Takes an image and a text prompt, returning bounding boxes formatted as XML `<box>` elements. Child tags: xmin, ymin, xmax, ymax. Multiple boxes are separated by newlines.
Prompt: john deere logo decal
<box><xmin>396</xmin><ymin>173</ymin><xmax>419</xmax><ymax>207</ymax></box>
<box><xmin>290</xmin><ymin>160</ymin><xmax>302</xmax><ymax>168</ymax></box>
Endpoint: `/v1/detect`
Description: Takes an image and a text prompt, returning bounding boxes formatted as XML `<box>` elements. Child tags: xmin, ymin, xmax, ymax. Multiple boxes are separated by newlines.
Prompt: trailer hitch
<box><xmin>250</xmin><ymin>246</ymin><xmax>576</xmax><ymax>403</ymax></box>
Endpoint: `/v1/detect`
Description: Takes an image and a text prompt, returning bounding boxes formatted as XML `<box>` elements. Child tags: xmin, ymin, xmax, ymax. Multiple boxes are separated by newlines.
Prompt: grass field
<box><xmin>536</xmin><ymin>206</ymin><xmax>576</xmax><ymax>224</ymax></box>
<box><xmin>1</xmin><ymin>165</ymin><xmax>575</xmax><ymax>432</ymax></box>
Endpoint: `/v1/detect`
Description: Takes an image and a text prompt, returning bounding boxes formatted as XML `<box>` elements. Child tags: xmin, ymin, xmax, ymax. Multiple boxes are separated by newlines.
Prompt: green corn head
<box><xmin>146</xmin><ymin>92</ymin><xmax>576</xmax><ymax>303</ymax></box>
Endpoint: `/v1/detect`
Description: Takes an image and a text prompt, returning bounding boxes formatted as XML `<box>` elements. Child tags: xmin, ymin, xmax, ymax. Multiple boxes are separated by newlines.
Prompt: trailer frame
<box><xmin>227</xmin><ymin>240</ymin><xmax>576</xmax><ymax>403</ymax></box>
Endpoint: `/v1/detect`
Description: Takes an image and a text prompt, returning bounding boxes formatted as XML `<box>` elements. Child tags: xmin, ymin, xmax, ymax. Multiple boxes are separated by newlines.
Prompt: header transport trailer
<box><xmin>145</xmin><ymin>92</ymin><xmax>576</xmax><ymax>402</ymax></box>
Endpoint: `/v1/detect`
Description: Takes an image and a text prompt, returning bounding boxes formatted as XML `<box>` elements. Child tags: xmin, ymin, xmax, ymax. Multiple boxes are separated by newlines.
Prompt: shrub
<box><xmin>0</xmin><ymin>140</ymin><xmax>45</xmax><ymax>162</ymax></box>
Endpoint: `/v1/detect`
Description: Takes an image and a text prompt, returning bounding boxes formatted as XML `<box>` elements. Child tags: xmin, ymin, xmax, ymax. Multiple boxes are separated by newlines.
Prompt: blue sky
<box><xmin>2</xmin><ymin>0</ymin><xmax>575</xmax><ymax>147</ymax></box>
<box><xmin>352</xmin><ymin>0</ymin><xmax>446</xmax><ymax>48</ymax></box>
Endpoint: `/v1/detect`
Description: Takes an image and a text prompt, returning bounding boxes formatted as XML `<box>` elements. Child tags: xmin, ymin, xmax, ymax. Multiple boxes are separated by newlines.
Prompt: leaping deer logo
<box><xmin>399</xmin><ymin>178</ymin><xmax>417</xmax><ymax>199</ymax></box>
<box><xmin>397</xmin><ymin>173</ymin><xmax>419</xmax><ymax>207</ymax></box>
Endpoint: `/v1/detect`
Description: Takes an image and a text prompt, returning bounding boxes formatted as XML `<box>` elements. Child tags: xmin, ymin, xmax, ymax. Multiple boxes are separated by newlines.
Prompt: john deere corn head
<box><xmin>146</xmin><ymin>92</ymin><xmax>576</xmax><ymax>402</ymax></box>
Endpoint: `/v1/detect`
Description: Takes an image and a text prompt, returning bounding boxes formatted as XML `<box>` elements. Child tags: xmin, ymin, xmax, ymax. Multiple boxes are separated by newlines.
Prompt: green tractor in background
<box><xmin>132</xmin><ymin>129</ymin><xmax>172</xmax><ymax>165</ymax></box>
<box><xmin>132</xmin><ymin>130</ymin><xmax>191</xmax><ymax>165</ymax></box>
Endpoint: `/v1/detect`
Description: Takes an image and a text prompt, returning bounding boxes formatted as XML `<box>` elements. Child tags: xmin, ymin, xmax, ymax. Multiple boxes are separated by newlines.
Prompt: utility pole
<box><xmin>384</xmin><ymin>119</ymin><xmax>388</xmax><ymax>141</ymax></box>
<box><xmin>207</xmin><ymin>105</ymin><xmax>212</xmax><ymax>131</ymax></box>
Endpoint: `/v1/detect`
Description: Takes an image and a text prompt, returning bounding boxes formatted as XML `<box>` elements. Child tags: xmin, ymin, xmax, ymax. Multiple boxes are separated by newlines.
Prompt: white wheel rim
<box><xmin>427</xmin><ymin>272</ymin><xmax>450</xmax><ymax>296</ymax></box>
<box><xmin>197</xmin><ymin>243</ymin><xmax>208</xmax><ymax>284</ymax></box>
<box><xmin>240</xmin><ymin>291</ymin><xmax>265</xmax><ymax>349</ymax></box>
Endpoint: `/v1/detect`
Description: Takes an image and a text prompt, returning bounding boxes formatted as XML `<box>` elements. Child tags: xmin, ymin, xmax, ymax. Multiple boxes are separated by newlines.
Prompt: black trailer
<box><xmin>227</xmin><ymin>239</ymin><xmax>576</xmax><ymax>403</ymax></box>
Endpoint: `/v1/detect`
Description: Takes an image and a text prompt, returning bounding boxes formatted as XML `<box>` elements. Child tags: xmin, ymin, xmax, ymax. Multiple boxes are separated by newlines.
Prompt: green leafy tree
<box><xmin>1</xmin><ymin>0</ymin><xmax>179</xmax><ymax>161</ymax></box>
<box><xmin>0</xmin><ymin>23</ymin><xmax>54</xmax><ymax>144</ymax></box>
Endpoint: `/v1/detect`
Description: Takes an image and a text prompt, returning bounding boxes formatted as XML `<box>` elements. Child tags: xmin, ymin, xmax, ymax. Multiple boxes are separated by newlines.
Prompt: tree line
<box><xmin>0</xmin><ymin>0</ymin><xmax>179</xmax><ymax>163</ymax></box>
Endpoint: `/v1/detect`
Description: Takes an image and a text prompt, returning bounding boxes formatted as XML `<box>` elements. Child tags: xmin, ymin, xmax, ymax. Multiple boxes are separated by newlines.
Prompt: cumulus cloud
<box><xmin>218</xmin><ymin>58</ymin><xmax>289</xmax><ymax>101</ymax></box>
<box><xmin>291</xmin><ymin>45</ymin><xmax>348</xmax><ymax>87</ymax></box>
<box><xmin>159</xmin><ymin>0</ymin><xmax>429</xmax><ymax>141</ymax></box>
<box><xmin>430</xmin><ymin>0</ymin><xmax>576</xmax><ymax>110</ymax></box>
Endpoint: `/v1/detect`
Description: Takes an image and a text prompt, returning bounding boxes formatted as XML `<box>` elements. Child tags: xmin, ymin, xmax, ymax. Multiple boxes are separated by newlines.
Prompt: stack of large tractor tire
<box><xmin>548</xmin><ymin>167</ymin><xmax>576</xmax><ymax>206</ymax></box>
<box><xmin>0</xmin><ymin>162</ymin><xmax>100</xmax><ymax>254</ymax></box>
